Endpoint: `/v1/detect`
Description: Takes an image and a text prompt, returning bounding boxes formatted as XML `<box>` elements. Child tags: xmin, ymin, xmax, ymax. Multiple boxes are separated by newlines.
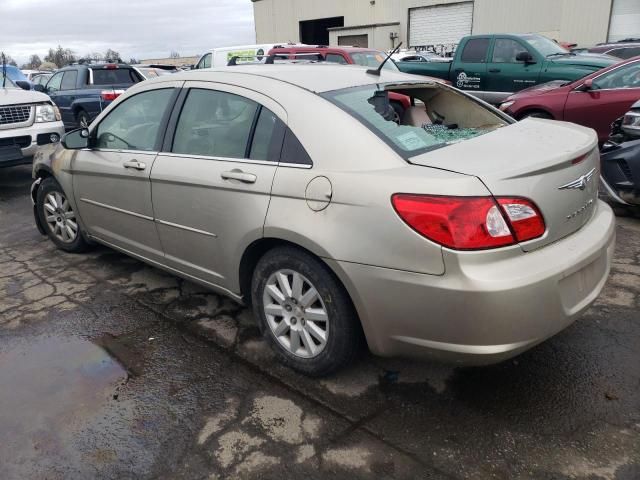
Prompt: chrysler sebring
<box><xmin>31</xmin><ymin>64</ymin><xmax>615</xmax><ymax>375</ymax></box>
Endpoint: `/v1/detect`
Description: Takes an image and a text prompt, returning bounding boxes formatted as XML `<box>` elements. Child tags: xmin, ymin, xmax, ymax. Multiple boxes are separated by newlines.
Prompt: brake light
<box><xmin>100</xmin><ymin>89</ymin><xmax>124</xmax><ymax>102</ymax></box>
<box><xmin>104</xmin><ymin>64</ymin><xmax>118</xmax><ymax>70</ymax></box>
<box><xmin>391</xmin><ymin>194</ymin><xmax>545</xmax><ymax>250</ymax></box>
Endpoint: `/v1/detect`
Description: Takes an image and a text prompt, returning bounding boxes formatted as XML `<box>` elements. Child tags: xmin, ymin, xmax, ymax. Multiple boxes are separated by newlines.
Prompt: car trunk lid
<box><xmin>408</xmin><ymin>118</ymin><xmax>600</xmax><ymax>251</ymax></box>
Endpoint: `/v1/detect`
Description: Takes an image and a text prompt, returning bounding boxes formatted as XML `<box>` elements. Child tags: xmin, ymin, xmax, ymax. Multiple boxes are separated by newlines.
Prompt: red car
<box><xmin>268</xmin><ymin>45</ymin><xmax>418</xmax><ymax>119</ymax></box>
<box><xmin>499</xmin><ymin>56</ymin><xmax>640</xmax><ymax>142</ymax></box>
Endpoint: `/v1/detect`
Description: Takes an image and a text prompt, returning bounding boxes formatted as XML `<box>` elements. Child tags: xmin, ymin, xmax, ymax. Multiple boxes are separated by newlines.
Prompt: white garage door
<box><xmin>409</xmin><ymin>2</ymin><xmax>474</xmax><ymax>47</ymax></box>
<box><xmin>608</xmin><ymin>0</ymin><xmax>640</xmax><ymax>42</ymax></box>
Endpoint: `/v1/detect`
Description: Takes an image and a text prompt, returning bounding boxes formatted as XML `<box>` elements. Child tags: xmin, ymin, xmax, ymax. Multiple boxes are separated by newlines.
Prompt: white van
<box><xmin>193</xmin><ymin>43</ymin><xmax>301</xmax><ymax>69</ymax></box>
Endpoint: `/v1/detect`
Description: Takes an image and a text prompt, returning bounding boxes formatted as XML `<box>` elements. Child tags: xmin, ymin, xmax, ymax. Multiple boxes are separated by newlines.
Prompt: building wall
<box><xmin>139</xmin><ymin>56</ymin><xmax>200</xmax><ymax>67</ymax></box>
<box><xmin>252</xmin><ymin>0</ymin><xmax>613</xmax><ymax>50</ymax></box>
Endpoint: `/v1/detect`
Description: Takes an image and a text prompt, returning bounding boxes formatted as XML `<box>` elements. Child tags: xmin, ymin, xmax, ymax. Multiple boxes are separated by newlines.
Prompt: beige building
<box><xmin>138</xmin><ymin>56</ymin><xmax>200</xmax><ymax>67</ymax></box>
<box><xmin>252</xmin><ymin>0</ymin><xmax>640</xmax><ymax>51</ymax></box>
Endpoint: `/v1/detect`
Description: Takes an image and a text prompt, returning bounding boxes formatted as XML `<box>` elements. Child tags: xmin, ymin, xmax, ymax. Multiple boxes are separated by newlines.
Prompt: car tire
<box><xmin>390</xmin><ymin>101</ymin><xmax>405</xmax><ymax>124</ymax></box>
<box><xmin>76</xmin><ymin>109</ymin><xmax>90</xmax><ymax>129</ymax></box>
<box><xmin>251</xmin><ymin>246</ymin><xmax>363</xmax><ymax>376</ymax></box>
<box><xmin>37</xmin><ymin>177</ymin><xmax>90</xmax><ymax>253</ymax></box>
<box><xmin>519</xmin><ymin>111</ymin><xmax>553</xmax><ymax>120</ymax></box>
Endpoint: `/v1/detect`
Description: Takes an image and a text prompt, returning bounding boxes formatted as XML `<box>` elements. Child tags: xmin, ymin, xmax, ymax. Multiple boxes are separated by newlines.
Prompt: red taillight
<box><xmin>391</xmin><ymin>194</ymin><xmax>545</xmax><ymax>250</ymax></box>
<box><xmin>104</xmin><ymin>64</ymin><xmax>118</xmax><ymax>70</ymax></box>
<box><xmin>100</xmin><ymin>89</ymin><xmax>124</xmax><ymax>102</ymax></box>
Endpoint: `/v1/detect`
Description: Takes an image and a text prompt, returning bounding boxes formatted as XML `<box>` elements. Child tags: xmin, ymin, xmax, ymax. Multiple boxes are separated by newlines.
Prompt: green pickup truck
<box><xmin>397</xmin><ymin>34</ymin><xmax>617</xmax><ymax>104</ymax></box>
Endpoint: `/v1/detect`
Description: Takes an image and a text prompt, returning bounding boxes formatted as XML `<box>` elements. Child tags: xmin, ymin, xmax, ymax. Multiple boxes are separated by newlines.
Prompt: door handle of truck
<box><xmin>489</xmin><ymin>68</ymin><xmax>501</xmax><ymax>73</ymax></box>
<box><xmin>123</xmin><ymin>160</ymin><xmax>146</xmax><ymax>171</ymax></box>
<box><xmin>221</xmin><ymin>170</ymin><xmax>257</xmax><ymax>184</ymax></box>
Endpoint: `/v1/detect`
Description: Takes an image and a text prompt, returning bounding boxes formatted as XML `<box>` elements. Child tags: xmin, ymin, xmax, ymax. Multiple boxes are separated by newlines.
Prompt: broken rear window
<box><xmin>322</xmin><ymin>84</ymin><xmax>510</xmax><ymax>158</ymax></box>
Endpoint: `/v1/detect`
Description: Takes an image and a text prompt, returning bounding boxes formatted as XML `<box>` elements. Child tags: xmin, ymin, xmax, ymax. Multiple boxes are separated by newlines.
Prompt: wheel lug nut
<box><xmin>291</xmin><ymin>317</ymin><xmax>297</xmax><ymax>324</ymax></box>
<box><xmin>285</xmin><ymin>305</ymin><xmax>292</xmax><ymax>312</ymax></box>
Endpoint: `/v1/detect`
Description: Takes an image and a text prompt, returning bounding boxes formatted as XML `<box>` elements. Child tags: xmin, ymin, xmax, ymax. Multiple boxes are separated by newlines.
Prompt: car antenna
<box><xmin>1</xmin><ymin>53</ymin><xmax>6</xmax><ymax>88</ymax></box>
<box><xmin>367</xmin><ymin>42</ymin><xmax>403</xmax><ymax>76</ymax></box>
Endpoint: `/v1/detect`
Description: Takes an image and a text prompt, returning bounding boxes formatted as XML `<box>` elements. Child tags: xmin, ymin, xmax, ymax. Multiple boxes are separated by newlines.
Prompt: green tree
<box><xmin>44</xmin><ymin>46</ymin><xmax>76</xmax><ymax>68</ymax></box>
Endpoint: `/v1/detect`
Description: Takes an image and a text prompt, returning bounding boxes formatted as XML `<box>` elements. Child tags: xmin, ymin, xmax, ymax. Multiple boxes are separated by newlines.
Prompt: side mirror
<box><xmin>583</xmin><ymin>78</ymin><xmax>593</xmax><ymax>90</ymax></box>
<box><xmin>516</xmin><ymin>51</ymin><xmax>535</xmax><ymax>64</ymax></box>
<box><xmin>61</xmin><ymin>128</ymin><xmax>90</xmax><ymax>150</ymax></box>
<box><xmin>15</xmin><ymin>80</ymin><xmax>31</xmax><ymax>91</ymax></box>
<box><xmin>33</xmin><ymin>84</ymin><xmax>45</xmax><ymax>93</ymax></box>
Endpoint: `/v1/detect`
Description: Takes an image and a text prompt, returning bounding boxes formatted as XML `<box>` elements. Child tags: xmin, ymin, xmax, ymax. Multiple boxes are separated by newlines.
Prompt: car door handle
<box><xmin>489</xmin><ymin>68</ymin><xmax>501</xmax><ymax>73</ymax></box>
<box><xmin>221</xmin><ymin>170</ymin><xmax>257</xmax><ymax>184</ymax></box>
<box><xmin>123</xmin><ymin>160</ymin><xmax>146</xmax><ymax>171</ymax></box>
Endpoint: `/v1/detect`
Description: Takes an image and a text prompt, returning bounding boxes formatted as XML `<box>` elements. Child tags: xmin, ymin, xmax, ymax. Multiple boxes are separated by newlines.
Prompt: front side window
<box><xmin>95</xmin><ymin>88</ymin><xmax>175</xmax><ymax>151</ymax></box>
<box><xmin>46</xmin><ymin>72</ymin><xmax>64</xmax><ymax>92</ymax></box>
<box><xmin>197</xmin><ymin>53</ymin><xmax>212</xmax><ymax>69</ymax></box>
<box><xmin>492</xmin><ymin>39</ymin><xmax>530</xmax><ymax>63</ymax></box>
<box><xmin>592</xmin><ymin>62</ymin><xmax>640</xmax><ymax>90</ymax></box>
<box><xmin>172</xmin><ymin>89</ymin><xmax>258</xmax><ymax>158</ymax></box>
<box><xmin>461</xmin><ymin>39</ymin><xmax>490</xmax><ymax>63</ymax></box>
<box><xmin>61</xmin><ymin>70</ymin><xmax>78</xmax><ymax>90</ymax></box>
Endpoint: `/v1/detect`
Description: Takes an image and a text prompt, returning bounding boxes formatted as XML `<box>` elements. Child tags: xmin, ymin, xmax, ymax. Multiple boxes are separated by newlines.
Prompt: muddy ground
<box><xmin>1</xmin><ymin>165</ymin><xmax>639</xmax><ymax>480</ymax></box>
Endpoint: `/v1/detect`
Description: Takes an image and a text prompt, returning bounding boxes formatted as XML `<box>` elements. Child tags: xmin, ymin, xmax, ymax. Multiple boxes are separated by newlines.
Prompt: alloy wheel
<box><xmin>262</xmin><ymin>269</ymin><xmax>329</xmax><ymax>358</ymax></box>
<box><xmin>43</xmin><ymin>191</ymin><xmax>78</xmax><ymax>243</ymax></box>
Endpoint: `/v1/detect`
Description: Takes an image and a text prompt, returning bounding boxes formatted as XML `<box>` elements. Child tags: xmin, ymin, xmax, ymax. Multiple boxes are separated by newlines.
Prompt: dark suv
<box><xmin>35</xmin><ymin>63</ymin><xmax>143</xmax><ymax>129</ymax></box>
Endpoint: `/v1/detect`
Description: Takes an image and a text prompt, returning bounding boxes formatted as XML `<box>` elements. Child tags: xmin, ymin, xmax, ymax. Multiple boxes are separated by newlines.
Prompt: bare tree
<box><xmin>170</xmin><ymin>51</ymin><xmax>180</xmax><ymax>58</ymax></box>
<box><xmin>103</xmin><ymin>49</ymin><xmax>121</xmax><ymax>62</ymax></box>
<box><xmin>45</xmin><ymin>46</ymin><xmax>76</xmax><ymax>68</ymax></box>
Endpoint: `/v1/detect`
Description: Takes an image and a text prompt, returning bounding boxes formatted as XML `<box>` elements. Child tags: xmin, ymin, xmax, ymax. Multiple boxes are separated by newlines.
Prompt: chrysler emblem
<box><xmin>558</xmin><ymin>168</ymin><xmax>596</xmax><ymax>191</ymax></box>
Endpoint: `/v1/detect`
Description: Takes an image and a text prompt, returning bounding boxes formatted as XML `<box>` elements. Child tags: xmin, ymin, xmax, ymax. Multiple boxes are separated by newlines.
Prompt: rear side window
<box><xmin>61</xmin><ymin>70</ymin><xmax>77</xmax><ymax>90</ymax></box>
<box><xmin>91</xmin><ymin>68</ymin><xmax>140</xmax><ymax>85</ymax></box>
<box><xmin>280</xmin><ymin>129</ymin><xmax>312</xmax><ymax>166</ymax></box>
<box><xmin>249</xmin><ymin>108</ymin><xmax>280</xmax><ymax>161</ymax></box>
<box><xmin>172</xmin><ymin>89</ymin><xmax>258</xmax><ymax>158</ymax></box>
<box><xmin>461</xmin><ymin>39</ymin><xmax>490</xmax><ymax>63</ymax></box>
<box><xmin>326</xmin><ymin>53</ymin><xmax>348</xmax><ymax>64</ymax></box>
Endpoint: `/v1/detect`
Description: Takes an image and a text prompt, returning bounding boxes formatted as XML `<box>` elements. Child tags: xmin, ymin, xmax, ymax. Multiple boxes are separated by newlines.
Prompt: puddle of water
<box><xmin>0</xmin><ymin>335</ymin><xmax>127</xmax><ymax>476</ymax></box>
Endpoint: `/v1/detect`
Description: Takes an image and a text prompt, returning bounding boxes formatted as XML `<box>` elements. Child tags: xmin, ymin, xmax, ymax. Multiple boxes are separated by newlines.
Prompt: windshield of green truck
<box><xmin>520</xmin><ymin>34</ymin><xmax>568</xmax><ymax>57</ymax></box>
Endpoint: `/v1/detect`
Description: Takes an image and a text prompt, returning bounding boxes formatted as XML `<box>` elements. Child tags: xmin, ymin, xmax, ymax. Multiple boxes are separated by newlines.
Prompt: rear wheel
<box><xmin>519</xmin><ymin>111</ymin><xmax>553</xmax><ymax>120</ymax></box>
<box><xmin>37</xmin><ymin>177</ymin><xmax>90</xmax><ymax>253</ymax></box>
<box><xmin>76</xmin><ymin>109</ymin><xmax>90</xmax><ymax>129</ymax></box>
<box><xmin>390</xmin><ymin>101</ymin><xmax>405</xmax><ymax>124</ymax></box>
<box><xmin>251</xmin><ymin>246</ymin><xmax>362</xmax><ymax>376</ymax></box>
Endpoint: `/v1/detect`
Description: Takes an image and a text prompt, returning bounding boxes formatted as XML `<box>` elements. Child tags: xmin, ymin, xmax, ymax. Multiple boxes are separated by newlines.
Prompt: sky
<box><xmin>1</xmin><ymin>0</ymin><xmax>256</xmax><ymax>65</ymax></box>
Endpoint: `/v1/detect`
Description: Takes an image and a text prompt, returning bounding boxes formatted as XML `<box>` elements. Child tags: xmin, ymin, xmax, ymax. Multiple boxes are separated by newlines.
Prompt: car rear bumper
<box><xmin>0</xmin><ymin>122</ymin><xmax>64</xmax><ymax>168</ymax></box>
<box><xmin>330</xmin><ymin>200</ymin><xmax>615</xmax><ymax>365</ymax></box>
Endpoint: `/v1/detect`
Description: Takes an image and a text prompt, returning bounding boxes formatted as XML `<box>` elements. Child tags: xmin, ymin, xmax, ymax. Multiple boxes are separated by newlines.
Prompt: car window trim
<box><xmin>245</xmin><ymin>104</ymin><xmax>263</xmax><ymax>158</ymax></box>
<box><xmin>573</xmin><ymin>59</ymin><xmax>640</xmax><ymax>92</ymax></box>
<box><xmin>90</xmin><ymin>86</ymin><xmax>181</xmax><ymax>152</ymax></box>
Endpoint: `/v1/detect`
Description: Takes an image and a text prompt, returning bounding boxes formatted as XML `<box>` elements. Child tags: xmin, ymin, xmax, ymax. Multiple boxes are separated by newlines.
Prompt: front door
<box><xmin>564</xmin><ymin>60</ymin><xmax>640</xmax><ymax>141</ymax></box>
<box><xmin>486</xmin><ymin>38</ymin><xmax>542</xmax><ymax>96</ymax></box>
<box><xmin>150</xmin><ymin>82</ymin><xmax>286</xmax><ymax>291</ymax></box>
<box><xmin>72</xmin><ymin>84</ymin><xmax>181</xmax><ymax>261</ymax></box>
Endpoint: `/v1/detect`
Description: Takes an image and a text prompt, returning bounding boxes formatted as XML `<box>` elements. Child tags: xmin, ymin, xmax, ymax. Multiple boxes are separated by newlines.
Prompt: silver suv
<box><xmin>32</xmin><ymin>65</ymin><xmax>614</xmax><ymax>375</ymax></box>
<box><xmin>0</xmin><ymin>75</ymin><xmax>64</xmax><ymax>168</ymax></box>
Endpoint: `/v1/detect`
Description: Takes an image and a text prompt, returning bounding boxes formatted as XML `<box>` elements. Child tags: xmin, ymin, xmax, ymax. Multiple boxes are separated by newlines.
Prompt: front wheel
<box><xmin>519</xmin><ymin>111</ymin><xmax>553</xmax><ymax>120</ymax></box>
<box><xmin>36</xmin><ymin>177</ymin><xmax>90</xmax><ymax>253</ymax></box>
<box><xmin>251</xmin><ymin>247</ymin><xmax>362</xmax><ymax>376</ymax></box>
<box><xmin>76</xmin><ymin>109</ymin><xmax>90</xmax><ymax>129</ymax></box>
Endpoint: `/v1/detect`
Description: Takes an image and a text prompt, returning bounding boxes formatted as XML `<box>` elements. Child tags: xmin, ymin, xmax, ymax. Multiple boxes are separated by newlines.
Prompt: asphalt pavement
<box><xmin>1</xmin><ymin>164</ymin><xmax>639</xmax><ymax>480</ymax></box>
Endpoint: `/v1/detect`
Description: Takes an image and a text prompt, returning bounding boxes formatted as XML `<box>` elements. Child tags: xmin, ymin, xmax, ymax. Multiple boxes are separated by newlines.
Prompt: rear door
<box><xmin>72</xmin><ymin>83</ymin><xmax>181</xmax><ymax>262</ymax></box>
<box><xmin>486</xmin><ymin>37</ymin><xmax>542</xmax><ymax>95</ymax></box>
<box><xmin>453</xmin><ymin>37</ymin><xmax>490</xmax><ymax>94</ymax></box>
<box><xmin>564</xmin><ymin>60</ymin><xmax>640</xmax><ymax>141</ymax></box>
<box><xmin>150</xmin><ymin>82</ymin><xmax>286</xmax><ymax>289</ymax></box>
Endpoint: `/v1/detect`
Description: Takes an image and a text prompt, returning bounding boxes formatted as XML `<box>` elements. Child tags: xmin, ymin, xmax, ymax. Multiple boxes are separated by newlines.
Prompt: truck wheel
<box><xmin>76</xmin><ymin>110</ymin><xmax>90</xmax><ymax>129</ymax></box>
<box><xmin>37</xmin><ymin>177</ymin><xmax>90</xmax><ymax>253</ymax></box>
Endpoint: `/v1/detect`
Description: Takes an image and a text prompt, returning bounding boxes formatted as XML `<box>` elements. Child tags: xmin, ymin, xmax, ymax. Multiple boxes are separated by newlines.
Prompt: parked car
<box><xmin>397</xmin><ymin>33</ymin><xmax>617</xmax><ymax>104</ymax></box>
<box><xmin>583</xmin><ymin>40</ymin><xmax>640</xmax><ymax>60</ymax></box>
<box><xmin>34</xmin><ymin>63</ymin><xmax>143</xmax><ymax>129</ymax></box>
<box><xmin>31</xmin><ymin>64</ymin><xmax>614</xmax><ymax>375</ymax></box>
<box><xmin>267</xmin><ymin>45</ymin><xmax>414</xmax><ymax>119</ymax></box>
<box><xmin>21</xmin><ymin>70</ymin><xmax>50</xmax><ymax>82</ymax></box>
<box><xmin>499</xmin><ymin>56</ymin><xmax>640</xmax><ymax>142</ymax></box>
<box><xmin>391</xmin><ymin>51</ymin><xmax>451</xmax><ymax>63</ymax></box>
<box><xmin>0</xmin><ymin>74</ymin><xmax>64</xmax><ymax>168</ymax></box>
<box><xmin>193</xmin><ymin>43</ymin><xmax>296</xmax><ymax>69</ymax></box>
<box><xmin>31</xmin><ymin>73</ymin><xmax>52</xmax><ymax>87</ymax></box>
<box><xmin>600</xmin><ymin>100</ymin><xmax>640</xmax><ymax>210</ymax></box>
<box><xmin>132</xmin><ymin>64</ymin><xmax>178</xmax><ymax>80</ymax></box>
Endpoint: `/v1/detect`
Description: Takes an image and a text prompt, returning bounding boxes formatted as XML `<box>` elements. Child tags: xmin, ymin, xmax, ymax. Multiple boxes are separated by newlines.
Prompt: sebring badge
<box><xmin>558</xmin><ymin>168</ymin><xmax>596</xmax><ymax>191</ymax></box>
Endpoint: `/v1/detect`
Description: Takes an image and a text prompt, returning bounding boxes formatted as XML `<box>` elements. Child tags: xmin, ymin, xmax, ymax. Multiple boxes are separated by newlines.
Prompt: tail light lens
<box><xmin>391</xmin><ymin>194</ymin><xmax>545</xmax><ymax>250</ymax></box>
<box><xmin>100</xmin><ymin>89</ymin><xmax>124</xmax><ymax>102</ymax></box>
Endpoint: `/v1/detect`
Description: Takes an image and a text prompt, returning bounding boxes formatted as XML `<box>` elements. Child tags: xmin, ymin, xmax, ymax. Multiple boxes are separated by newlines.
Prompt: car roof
<box><xmin>158</xmin><ymin>63</ymin><xmax>430</xmax><ymax>94</ymax></box>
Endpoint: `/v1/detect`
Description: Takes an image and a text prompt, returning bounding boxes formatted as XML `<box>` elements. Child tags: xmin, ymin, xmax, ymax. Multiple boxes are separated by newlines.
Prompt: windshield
<box><xmin>323</xmin><ymin>85</ymin><xmax>507</xmax><ymax>158</ymax></box>
<box><xmin>350</xmin><ymin>52</ymin><xmax>399</xmax><ymax>71</ymax></box>
<box><xmin>520</xmin><ymin>34</ymin><xmax>568</xmax><ymax>57</ymax></box>
<box><xmin>0</xmin><ymin>73</ymin><xmax>17</xmax><ymax>88</ymax></box>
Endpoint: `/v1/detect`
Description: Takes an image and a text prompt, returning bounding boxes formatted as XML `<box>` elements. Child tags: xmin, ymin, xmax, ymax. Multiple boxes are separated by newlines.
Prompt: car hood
<box><xmin>409</xmin><ymin>118</ymin><xmax>600</xmax><ymax>251</ymax></box>
<box><xmin>509</xmin><ymin>80</ymin><xmax>570</xmax><ymax>99</ymax></box>
<box><xmin>548</xmin><ymin>53</ymin><xmax>616</xmax><ymax>69</ymax></box>
<box><xmin>0</xmin><ymin>87</ymin><xmax>50</xmax><ymax>105</ymax></box>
